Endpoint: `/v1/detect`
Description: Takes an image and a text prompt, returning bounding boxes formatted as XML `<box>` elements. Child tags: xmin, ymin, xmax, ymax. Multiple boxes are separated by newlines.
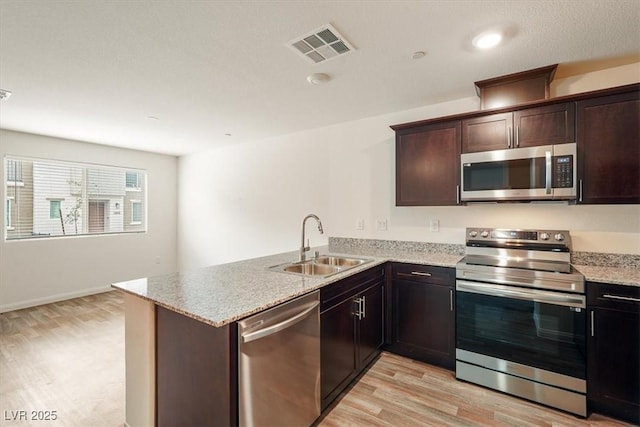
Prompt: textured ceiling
<box><xmin>0</xmin><ymin>0</ymin><xmax>639</xmax><ymax>156</ymax></box>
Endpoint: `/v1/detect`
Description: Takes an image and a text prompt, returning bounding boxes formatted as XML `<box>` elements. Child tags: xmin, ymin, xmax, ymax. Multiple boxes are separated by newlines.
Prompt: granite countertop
<box><xmin>112</xmin><ymin>239</ymin><xmax>639</xmax><ymax>328</ymax></box>
<box><xmin>111</xmin><ymin>246</ymin><xmax>461</xmax><ymax>328</ymax></box>
<box><xmin>573</xmin><ymin>265</ymin><xmax>640</xmax><ymax>287</ymax></box>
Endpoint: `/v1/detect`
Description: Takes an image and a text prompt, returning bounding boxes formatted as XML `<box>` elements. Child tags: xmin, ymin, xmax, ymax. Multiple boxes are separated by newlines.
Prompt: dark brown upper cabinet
<box><xmin>392</xmin><ymin>83</ymin><xmax>639</xmax><ymax>206</ymax></box>
<box><xmin>577</xmin><ymin>89</ymin><xmax>640</xmax><ymax>204</ymax></box>
<box><xmin>461</xmin><ymin>103</ymin><xmax>575</xmax><ymax>153</ymax></box>
<box><xmin>395</xmin><ymin>120</ymin><xmax>461</xmax><ymax>206</ymax></box>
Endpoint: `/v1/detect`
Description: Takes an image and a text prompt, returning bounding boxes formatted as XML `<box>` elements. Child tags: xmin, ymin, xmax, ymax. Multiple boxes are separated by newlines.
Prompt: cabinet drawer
<box><xmin>392</xmin><ymin>263</ymin><xmax>454</xmax><ymax>286</ymax></box>
<box><xmin>320</xmin><ymin>265</ymin><xmax>384</xmax><ymax>312</ymax></box>
<box><xmin>587</xmin><ymin>282</ymin><xmax>640</xmax><ymax>313</ymax></box>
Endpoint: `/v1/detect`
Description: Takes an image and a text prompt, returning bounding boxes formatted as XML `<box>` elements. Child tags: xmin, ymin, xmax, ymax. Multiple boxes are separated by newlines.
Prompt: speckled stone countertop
<box><xmin>112</xmin><ymin>244</ymin><xmax>462</xmax><ymax>328</ymax></box>
<box><xmin>112</xmin><ymin>238</ymin><xmax>639</xmax><ymax>328</ymax></box>
<box><xmin>572</xmin><ymin>251</ymin><xmax>640</xmax><ymax>287</ymax></box>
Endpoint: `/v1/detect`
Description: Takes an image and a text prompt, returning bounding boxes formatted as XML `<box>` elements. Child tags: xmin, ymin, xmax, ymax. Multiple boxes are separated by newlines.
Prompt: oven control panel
<box><xmin>466</xmin><ymin>228</ymin><xmax>570</xmax><ymax>245</ymax></box>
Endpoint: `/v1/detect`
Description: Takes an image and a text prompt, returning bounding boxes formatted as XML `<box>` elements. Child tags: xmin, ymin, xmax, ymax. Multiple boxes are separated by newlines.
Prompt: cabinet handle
<box><xmin>516</xmin><ymin>126</ymin><xmax>520</xmax><ymax>147</ymax></box>
<box><xmin>362</xmin><ymin>296</ymin><xmax>366</xmax><ymax>319</ymax></box>
<box><xmin>353</xmin><ymin>297</ymin><xmax>362</xmax><ymax>320</ymax></box>
<box><xmin>590</xmin><ymin>310</ymin><xmax>595</xmax><ymax>337</ymax></box>
<box><xmin>456</xmin><ymin>184</ymin><xmax>460</xmax><ymax>205</ymax></box>
<box><xmin>411</xmin><ymin>271</ymin><xmax>432</xmax><ymax>277</ymax></box>
<box><xmin>449</xmin><ymin>289</ymin><xmax>454</xmax><ymax>312</ymax></box>
<box><xmin>507</xmin><ymin>126</ymin><xmax>512</xmax><ymax>148</ymax></box>
<box><xmin>603</xmin><ymin>294</ymin><xmax>640</xmax><ymax>303</ymax></box>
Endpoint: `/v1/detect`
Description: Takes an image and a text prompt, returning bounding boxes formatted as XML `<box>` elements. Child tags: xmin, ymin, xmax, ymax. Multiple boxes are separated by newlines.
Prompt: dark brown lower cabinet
<box><xmin>320</xmin><ymin>266</ymin><xmax>385</xmax><ymax>410</ymax></box>
<box><xmin>156</xmin><ymin>306</ymin><xmax>237</xmax><ymax>427</ymax></box>
<box><xmin>387</xmin><ymin>263</ymin><xmax>455</xmax><ymax>370</ymax></box>
<box><xmin>587</xmin><ymin>282</ymin><xmax>640</xmax><ymax>424</ymax></box>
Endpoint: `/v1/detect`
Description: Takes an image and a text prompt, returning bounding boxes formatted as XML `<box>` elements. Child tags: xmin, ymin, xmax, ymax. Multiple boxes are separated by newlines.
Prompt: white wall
<box><xmin>0</xmin><ymin>130</ymin><xmax>178</xmax><ymax>312</ymax></box>
<box><xmin>178</xmin><ymin>64</ymin><xmax>640</xmax><ymax>271</ymax></box>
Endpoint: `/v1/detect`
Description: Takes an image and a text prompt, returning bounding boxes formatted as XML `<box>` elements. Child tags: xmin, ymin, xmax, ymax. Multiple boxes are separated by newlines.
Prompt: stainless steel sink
<box><xmin>283</xmin><ymin>263</ymin><xmax>339</xmax><ymax>276</ymax></box>
<box><xmin>268</xmin><ymin>255</ymin><xmax>373</xmax><ymax>277</ymax></box>
<box><xmin>314</xmin><ymin>256</ymin><xmax>367</xmax><ymax>267</ymax></box>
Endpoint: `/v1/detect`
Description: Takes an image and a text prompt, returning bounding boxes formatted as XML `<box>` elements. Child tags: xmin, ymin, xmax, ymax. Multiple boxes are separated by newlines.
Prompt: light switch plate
<box><xmin>429</xmin><ymin>219</ymin><xmax>439</xmax><ymax>232</ymax></box>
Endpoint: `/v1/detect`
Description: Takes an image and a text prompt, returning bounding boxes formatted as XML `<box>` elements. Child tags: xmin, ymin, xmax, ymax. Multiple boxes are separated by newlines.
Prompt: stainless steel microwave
<box><xmin>460</xmin><ymin>143</ymin><xmax>577</xmax><ymax>202</ymax></box>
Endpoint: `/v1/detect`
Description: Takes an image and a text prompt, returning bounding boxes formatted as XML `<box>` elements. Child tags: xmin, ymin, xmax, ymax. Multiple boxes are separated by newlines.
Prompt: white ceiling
<box><xmin>1</xmin><ymin>1</ymin><xmax>639</xmax><ymax>156</ymax></box>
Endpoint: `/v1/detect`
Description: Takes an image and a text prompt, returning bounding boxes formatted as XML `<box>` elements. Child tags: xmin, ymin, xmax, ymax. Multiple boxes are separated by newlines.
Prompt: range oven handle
<box><xmin>456</xmin><ymin>280</ymin><xmax>585</xmax><ymax>308</ymax></box>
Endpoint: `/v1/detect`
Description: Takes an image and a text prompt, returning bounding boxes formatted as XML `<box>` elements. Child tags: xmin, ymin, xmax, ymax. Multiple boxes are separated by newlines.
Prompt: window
<box><xmin>49</xmin><ymin>200</ymin><xmax>61</xmax><ymax>219</ymax></box>
<box><xmin>3</xmin><ymin>156</ymin><xmax>147</xmax><ymax>240</ymax></box>
<box><xmin>131</xmin><ymin>201</ymin><xmax>142</xmax><ymax>224</ymax></box>
<box><xmin>5</xmin><ymin>197</ymin><xmax>12</xmax><ymax>229</ymax></box>
<box><xmin>6</xmin><ymin>159</ymin><xmax>23</xmax><ymax>183</ymax></box>
<box><xmin>126</xmin><ymin>172</ymin><xmax>141</xmax><ymax>189</ymax></box>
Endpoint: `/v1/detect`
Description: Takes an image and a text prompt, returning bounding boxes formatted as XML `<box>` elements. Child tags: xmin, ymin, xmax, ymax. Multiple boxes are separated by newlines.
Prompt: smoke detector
<box><xmin>307</xmin><ymin>73</ymin><xmax>331</xmax><ymax>85</ymax></box>
<box><xmin>0</xmin><ymin>89</ymin><xmax>12</xmax><ymax>101</ymax></box>
<box><xmin>288</xmin><ymin>24</ymin><xmax>355</xmax><ymax>64</ymax></box>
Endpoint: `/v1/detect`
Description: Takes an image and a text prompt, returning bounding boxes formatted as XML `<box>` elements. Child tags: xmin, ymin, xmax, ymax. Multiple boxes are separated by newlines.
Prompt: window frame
<box><xmin>5</xmin><ymin>196</ymin><xmax>13</xmax><ymax>230</ymax></box>
<box><xmin>48</xmin><ymin>199</ymin><xmax>63</xmax><ymax>220</ymax></box>
<box><xmin>4</xmin><ymin>155</ymin><xmax>147</xmax><ymax>241</ymax></box>
<box><xmin>130</xmin><ymin>200</ymin><xmax>142</xmax><ymax>225</ymax></box>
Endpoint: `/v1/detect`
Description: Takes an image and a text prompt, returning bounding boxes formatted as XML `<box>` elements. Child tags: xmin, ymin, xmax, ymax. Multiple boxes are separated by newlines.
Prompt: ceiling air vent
<box><xmin>288</xmin><ymin>24</ymin><xmax>355</xmax><ymax>64</ymax></box>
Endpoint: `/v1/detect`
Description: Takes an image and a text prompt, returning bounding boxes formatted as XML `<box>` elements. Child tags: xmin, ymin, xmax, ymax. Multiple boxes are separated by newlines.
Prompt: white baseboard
<box><xmin>0</xmin><ymin>285</ymin><xmax>114</xmax><ymax>313</ymax></box>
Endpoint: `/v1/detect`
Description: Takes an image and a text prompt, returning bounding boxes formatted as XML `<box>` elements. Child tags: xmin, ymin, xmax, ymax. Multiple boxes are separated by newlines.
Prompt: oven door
<box><xmin>456</xmin><ymin>279</ymin><xmax>586</xmax><ymax>380</ymax></box>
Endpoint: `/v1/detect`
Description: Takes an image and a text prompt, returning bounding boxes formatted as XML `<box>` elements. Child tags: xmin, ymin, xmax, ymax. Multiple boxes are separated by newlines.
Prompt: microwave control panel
<box><xmin>553</xmin><ymin>155</ymin><xmax>574</xmax><ymax>188</ymax></box>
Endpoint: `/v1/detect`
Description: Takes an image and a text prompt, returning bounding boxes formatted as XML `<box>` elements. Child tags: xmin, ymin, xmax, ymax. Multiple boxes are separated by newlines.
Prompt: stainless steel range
<box><xmin>456</xmin><ymin>227</ymin><xmax>586</xmax><ymax>416</ymax></box>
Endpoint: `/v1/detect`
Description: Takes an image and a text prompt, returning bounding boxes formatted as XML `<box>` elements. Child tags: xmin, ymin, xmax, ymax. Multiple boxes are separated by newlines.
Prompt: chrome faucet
<box><xmin>300</xmin><ymin>214</ymin><xmax>324</xmax><ymax>262</ymax></box>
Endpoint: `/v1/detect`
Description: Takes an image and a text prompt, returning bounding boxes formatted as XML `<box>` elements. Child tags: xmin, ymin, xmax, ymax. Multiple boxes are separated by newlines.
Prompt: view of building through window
<box><xmin>4</xmin><ymin>157</ymin><xmax>147</xmax><ymax>240</ymax></box>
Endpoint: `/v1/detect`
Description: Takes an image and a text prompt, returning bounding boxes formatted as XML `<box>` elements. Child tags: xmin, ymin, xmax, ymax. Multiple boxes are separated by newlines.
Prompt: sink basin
<box><xmin>268</xmin><ymin>254</ymin><xmax>373</xmax><ymax>277</ymax></box>
<box><xmin>283</xmin><ymin>262</ymin><xmax>339</xmax><ymax>276</ymax></box>
<box><xmin>314</xmin><ymin>256</ymin><xmax>367</xmax><ymax>267</ymax></box>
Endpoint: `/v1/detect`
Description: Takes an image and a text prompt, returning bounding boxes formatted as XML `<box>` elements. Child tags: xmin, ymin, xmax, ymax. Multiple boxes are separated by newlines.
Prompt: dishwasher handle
<box><xmin>241</xmin><ymin>301</ymin><xmax>319</xmax><ymax>344</ymax></box>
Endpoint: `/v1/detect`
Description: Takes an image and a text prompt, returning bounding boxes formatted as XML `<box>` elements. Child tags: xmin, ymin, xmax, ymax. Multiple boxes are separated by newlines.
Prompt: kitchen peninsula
<box><xmin>112</xmin><ymin>238</ymin><xmax>639</xmax><ymax>427</ymax></box>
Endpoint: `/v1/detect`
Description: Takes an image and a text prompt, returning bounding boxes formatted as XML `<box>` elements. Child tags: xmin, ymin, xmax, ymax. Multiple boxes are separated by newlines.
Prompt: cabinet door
<box><xmin>391</xmin><ymin>279</ymin><xmax>455</xmax><ymax>369</ymax></box>
<box><xmin>588</xmin><ymin>307</ymin><xmax>640</xmax><ymax>424</ymax></box>
<box><xmin>357</xmin><ymin>282</ymin><xmax>384</xmax><ymax>369</ymax></box>
<box><xmin>514</xmin><ymin>103</ymin><xmax>575</xmax><ymax>148</ymax></box>
<box><xmin>577</xmin><ymin>90</ymin><xmax>640</xmax><ymax>204</ymax></box>
<box><xmin>320</xmin><ymin>297</ymin><xmax>357</xmax><ymax>409</ymax></box>
<box><xmin>462</xmin><ymin>112</ymin><xmax>511</xmax><ymax>153</ymax></box>
<box><xmin>396</xmin><ymin>121</ymin><xmax>461</xmax><ymax>206</ymax></box>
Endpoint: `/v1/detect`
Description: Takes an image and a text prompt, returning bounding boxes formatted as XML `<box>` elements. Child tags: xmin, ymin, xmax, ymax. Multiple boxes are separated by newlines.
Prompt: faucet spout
<box><xmin>300</xmin><ymin>214</ymin><xmax>324</xmax><ymax>262</ymax></box>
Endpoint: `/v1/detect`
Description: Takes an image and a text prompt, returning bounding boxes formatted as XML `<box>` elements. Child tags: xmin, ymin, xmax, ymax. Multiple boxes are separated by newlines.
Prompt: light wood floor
<box><xmin>0</xmin><ymin>291</ymin><xmax>634</xmax><ymax>427</ymax></box>
<box><xmin>0</xmin><ymin>291</ymin><xmax>125</xmax><ymax>427</ymax></box>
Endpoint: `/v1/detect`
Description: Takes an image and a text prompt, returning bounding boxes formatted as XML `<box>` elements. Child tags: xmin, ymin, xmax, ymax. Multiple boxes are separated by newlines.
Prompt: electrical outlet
<box><xmin>355</xmin><ymin>218</ymin><xmax>364</xmax><ymax>230</ymax></box>
<box><xmin>376</xmin><ymin>219</ymin><xmax>388</xmax><ymax>231</ymax></box>
<box><xmin>429</xmin><ymin>219</ymin><xmax>440</xmax><ymax>232</ymax></box>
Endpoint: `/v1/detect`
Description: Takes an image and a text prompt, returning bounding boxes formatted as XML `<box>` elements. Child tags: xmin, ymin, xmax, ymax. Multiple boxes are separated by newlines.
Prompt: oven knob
<box><xmin>554</xmin><ymin>233</ymin><xmax>565</xmax><ymax>241</ymax></box>
<box><xmin>481</xmin><ymin>230</ymin><xmax>489</xmax><ymax>238</ymax></box>
<box><xmin>540</xmin><ymin>233</ymin><xmax>550</xmax><ymax>240</ymax></box>
<box><xmin>469</xmin><ymin>230</ymin><xmax>478</xmax><ymax>238</ymax></box>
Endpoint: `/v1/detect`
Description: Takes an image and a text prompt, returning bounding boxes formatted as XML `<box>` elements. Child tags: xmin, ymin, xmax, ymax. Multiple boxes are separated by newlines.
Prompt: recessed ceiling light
<box><xmin>0</xmin><ymin>89</ymin><xmax>12</xmax><ymax>101</ymax></box>
<box><xmin>224</xmin><ymin>133</ymin><xmax>232</xmax><ymax>137</ymax></box>
<box><xmin>472</xmin><ymin>31</ymin><xmax>503</xmax><ymax>49</ymax></box>
<box><xmin>412</xmin><ymin>51</ymin><xmax>426</xmax><ymax>60</ymax></box>
<box><xmin>146</xmin><ymin>116</ymin><xmax>160</xmax><ymax>121</ymax></box>
<box><xmin>307</xmin><ymin>73</ymin><xmax>331</xmax><ymax>85</ymax></box>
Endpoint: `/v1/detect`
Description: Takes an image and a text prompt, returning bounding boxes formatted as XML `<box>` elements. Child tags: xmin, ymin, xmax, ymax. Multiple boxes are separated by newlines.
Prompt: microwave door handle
<box><xmin>545</xmin><ymin>150</ymin><xmax>552</xmax><ymax>194</ymax></box>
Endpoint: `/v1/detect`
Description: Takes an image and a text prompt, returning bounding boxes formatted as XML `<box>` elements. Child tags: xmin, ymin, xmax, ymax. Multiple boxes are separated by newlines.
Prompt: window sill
<box><xmin>6</xmin><ymin>181</ymin><xmax>25</xmax><ymax>187</ymax></box>
<box><xmin>130</xmin><ymin>222</ymin><xmax>142</xmax><ymax>225</ymax></box>
<box><xmin>126</xmin><ymin>188</ymin><xmax>141</xmax><ymax>192</ymax></box>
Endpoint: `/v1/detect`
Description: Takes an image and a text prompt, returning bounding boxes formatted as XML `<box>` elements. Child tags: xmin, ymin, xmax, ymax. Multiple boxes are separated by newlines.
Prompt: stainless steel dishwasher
<box><xmin>238</xmin><ymin>290</ymin><xmax>320</xmax><ymax>427</ymax></box>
